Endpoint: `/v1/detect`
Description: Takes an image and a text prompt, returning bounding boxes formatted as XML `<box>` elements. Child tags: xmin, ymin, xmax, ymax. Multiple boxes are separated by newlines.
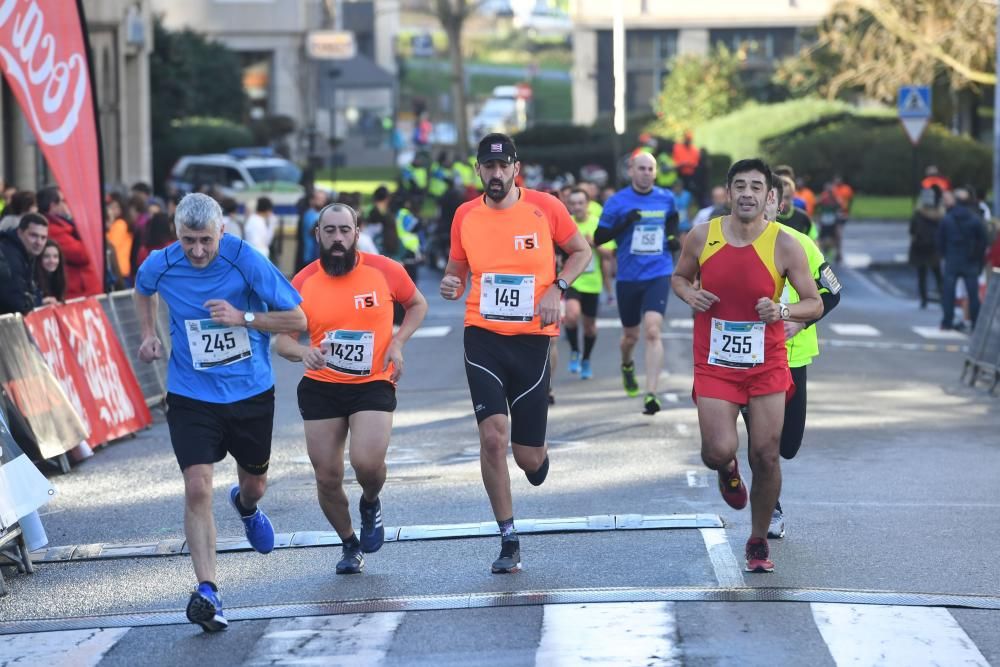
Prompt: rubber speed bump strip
<box><xmin>2</xmin><ymin>586</ymin><xmax>997</xmax><ymax>635</ymax></box>
<box><xmin>29</xmin><ymin>514</ymin><xmax>723</xmax><ymax>563</ymax></box>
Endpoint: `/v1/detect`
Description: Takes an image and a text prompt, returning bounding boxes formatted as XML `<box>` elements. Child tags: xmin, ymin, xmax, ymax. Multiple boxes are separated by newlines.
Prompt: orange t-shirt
<box><xmin>292</xmin><ymin>252</ymin><xmax>416</xmax><ymax>384</ymax></box>
<box><xmin>796</xmin><ymin>187</ymin><xmax>816</xmax><ymax>217</ymax></box>
<box><xmin>833</xmin><ymin>183</ymin><xmax>854</xmax><ymax>212</ymax></box>
<box><xmin>450</xmin><ymin>188</ymin><xmax>577</xmax><ymax>336</ymax></box>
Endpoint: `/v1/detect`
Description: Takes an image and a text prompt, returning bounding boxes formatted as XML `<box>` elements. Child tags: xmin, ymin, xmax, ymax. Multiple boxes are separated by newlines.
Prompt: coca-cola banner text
<box><xmin>48</xmin><ymin>299</ymin><xmax>152</xmax><ymax>446</ymax></box>
<box><xmin>0</xmin><ymin>0</ymin><xmax>103</xmax><ymax>292</ymax></box>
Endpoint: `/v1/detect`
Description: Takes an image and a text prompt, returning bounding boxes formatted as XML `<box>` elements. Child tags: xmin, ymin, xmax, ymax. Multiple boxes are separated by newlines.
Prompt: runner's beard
<box><xmin>485</xmin><ymin>175</ymin><xmax>514</xmax><ymax>202</ymax></box>
<box><xmin>321</xmin><ymin>241</ymin><xmax>357</xmax><ymax>276</ymax></box>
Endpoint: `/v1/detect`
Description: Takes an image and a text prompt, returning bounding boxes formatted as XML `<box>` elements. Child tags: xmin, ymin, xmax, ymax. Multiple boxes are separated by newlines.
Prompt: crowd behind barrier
<box><xmin>962</xmin><ymin>269</ymin><xmax>1000</xmax><ymax>393</ymax></box>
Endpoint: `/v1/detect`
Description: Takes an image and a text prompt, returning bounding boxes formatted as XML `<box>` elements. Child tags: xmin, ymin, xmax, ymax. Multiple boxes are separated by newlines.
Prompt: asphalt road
<box><xmin>1</xmin><ymin>223</ymin><xmax>998</xmax><ymax>666</ymax></box>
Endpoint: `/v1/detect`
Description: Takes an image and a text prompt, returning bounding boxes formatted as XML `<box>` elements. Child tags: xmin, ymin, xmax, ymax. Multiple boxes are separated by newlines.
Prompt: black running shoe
<box><xmin>186</xmin><ymin>584</ymin><xmax>228</xmax><ymax>633</ymax></box>
<box><xmin>335</xmin><ymin>541</ymin><xmax>365</xmax><ymax>574</ymax></box>
<box><xmin>642</xmin><ymin>392</ymin><xmax>661</xmax><ymax>415</ymax></box>
<box><xmin>621</xmin><ymin>362</ymin><xmax>639</xmax><ymax>397</ymax></box>
<box><xmin>491</xmin><ymin>538</ymin><xmax>521</xmax><ymax>574</ymax></box>
<box><xmin>359</xmin><ymin>497</ymin><xmax>384</xmax><ymax>553</ymax></box>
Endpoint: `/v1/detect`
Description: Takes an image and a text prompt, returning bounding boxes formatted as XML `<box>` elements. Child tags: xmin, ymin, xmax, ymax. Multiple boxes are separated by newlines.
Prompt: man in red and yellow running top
<box><xmin>671</xmin><ymin>158</ymin><xmax>822</xmax><ymax>574</ymax></box>
<box><xmin>276</xmin><ymin>203</ymin><xmax>427</xmax><ymax>575</ymax></box>
<box><xmin>440</xmin><ymin>133</ymin><xmax>591</xmax><ymax>574</ymax></box>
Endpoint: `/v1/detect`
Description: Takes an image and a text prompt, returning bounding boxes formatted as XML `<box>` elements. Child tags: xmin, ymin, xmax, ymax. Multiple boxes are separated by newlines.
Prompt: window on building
<box><xmin>597</xmin><ymin>30</ymin><xmax>678</xmax><ymax>115</ymax></box>
<box><xmin>709</xmin><ymin>28</ymin><xmax>797</xmax><ymax>66</ymax></box>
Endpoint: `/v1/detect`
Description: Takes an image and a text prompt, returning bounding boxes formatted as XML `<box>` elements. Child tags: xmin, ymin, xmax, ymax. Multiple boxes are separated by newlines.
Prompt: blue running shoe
<box><xmin>359</xmin><ymin>497</ymin><xmax>384</xmax><ymax>553</ymax></box>
<box><xmin>580</xmin><ymin>359</ymin><xmax>593</xmax><ymax>380</ymax></box>
<box><xmin>186</xmin><ymin>583</ymin><xmax>228</xmax><ymax>633</ymax></box>
<box><xmin>568</xmin><ymin>351</ymin><xmax>580</xmax><ymax>374</ymax></box>
<box><xmin>229</xmin><ymin>484</ymin><xmax>274</xmax><ymax>554</ymax></box>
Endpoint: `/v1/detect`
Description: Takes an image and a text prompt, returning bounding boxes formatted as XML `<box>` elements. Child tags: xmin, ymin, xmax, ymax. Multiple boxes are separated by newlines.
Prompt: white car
<box><xmin>167</xmin><ymin>148</ymin><xmax>302</xmax><ymax>198</ymax></box>
<box><xmin>512</xmin><ymin>7</ymin><xmax>572</xmax><ymax>37</ymax></box>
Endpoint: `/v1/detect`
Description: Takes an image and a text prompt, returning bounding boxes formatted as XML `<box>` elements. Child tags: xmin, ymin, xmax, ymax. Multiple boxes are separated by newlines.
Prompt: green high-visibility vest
<box><xmin>655</xmin><ymin>152</ymin><xmax>677</xmax><ymax>187</ymax></box>
<box><xmin>396</xmin><ymin>207</ymin><xmax>420</xmax><ymax>254</ymax></box>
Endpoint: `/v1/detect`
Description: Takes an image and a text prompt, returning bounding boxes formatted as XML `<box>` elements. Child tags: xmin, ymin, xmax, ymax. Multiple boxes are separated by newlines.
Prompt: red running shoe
<box><xmin>717</xmin><ymin>459</ymin><xmax>748</xmax><ymax>510</ymax></box>
<box><xmin>745</xmin><ymin>537</ymin><xmax>774</xmax><ymax>573</ymax></box>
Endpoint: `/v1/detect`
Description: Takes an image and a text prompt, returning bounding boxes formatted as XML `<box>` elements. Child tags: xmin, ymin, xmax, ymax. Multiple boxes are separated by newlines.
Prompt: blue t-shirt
<box><xmin>135</xmin><ymin>234</ymin><xmax>302</xmax><ymax>403</ymax></box>
<box><xmin>598</xmin><ymin>186</ymin><xmax>677</xmax><ymax>281</ymax></box>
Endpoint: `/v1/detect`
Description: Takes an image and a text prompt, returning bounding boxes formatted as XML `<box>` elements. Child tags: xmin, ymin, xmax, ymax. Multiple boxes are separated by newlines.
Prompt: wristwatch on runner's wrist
<box><xmin>778</xmin><ymin>304</ymin><xmax>790</xmax><ymax>320</ymax></box>
<box><xmin>555</xmin><ymin>278</ymin><xmax>569</xmax><ymax>292</ymax></box>
<box><xmin>243</xmin><ymin>311</ymin><xmax>256</xmax><ymax>325</ymax></box>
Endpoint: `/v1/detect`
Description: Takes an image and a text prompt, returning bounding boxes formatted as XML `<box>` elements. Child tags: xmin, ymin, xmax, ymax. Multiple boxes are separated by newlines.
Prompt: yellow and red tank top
<box><xmin>693</xmin><ymin>217</ymin><xmax>788</xmax><ymax>377</ymax></box>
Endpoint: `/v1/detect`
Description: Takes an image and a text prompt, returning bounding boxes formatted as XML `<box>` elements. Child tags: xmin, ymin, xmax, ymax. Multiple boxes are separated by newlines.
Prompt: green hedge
<box><xmin>762</xmin><ymin>117</ymin><xmax>991</xmax><ymax>195</ymax></box>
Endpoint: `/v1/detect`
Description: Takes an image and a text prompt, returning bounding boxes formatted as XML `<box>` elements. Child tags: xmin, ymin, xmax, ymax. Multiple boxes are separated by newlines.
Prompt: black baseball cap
<box><xmin>477</xmin><ymin>133</ymin><xmax>518</xmax><ymax>165</ymax></box>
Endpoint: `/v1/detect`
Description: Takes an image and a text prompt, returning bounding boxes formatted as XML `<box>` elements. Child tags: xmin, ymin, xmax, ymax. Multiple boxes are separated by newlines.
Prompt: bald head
<box><xmin>629</xmin><ymin>152</ymin><xmax>657</xmax><ymax>192</ymax></box>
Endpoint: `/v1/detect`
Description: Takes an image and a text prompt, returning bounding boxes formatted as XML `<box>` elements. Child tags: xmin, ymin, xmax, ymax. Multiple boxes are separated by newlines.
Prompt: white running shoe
<box><xmin>767</xmin><ymin>508</ymin><xmax>785</xmax><ymax>539</ymax></box>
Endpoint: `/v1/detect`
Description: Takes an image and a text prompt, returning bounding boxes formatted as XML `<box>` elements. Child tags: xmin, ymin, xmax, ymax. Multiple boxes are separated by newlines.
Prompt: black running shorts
<box><xmin>296</xmin><ymin>377</ymin><xmax>397</xmax><ymax>420</ymax></box>
<box><xmin>463</xmin><ymin>326</ymin><xmax>551</xmax><ymax>447</ymax></box>
<box><xmin>566</xmin><ymin>288</ymin><xmax>599</xmax><ymax>318</ymax></box>
<box><xmin>166</xmin><ymin>387</ymin><xmax>275</xmax><ymax>474</ymax></box>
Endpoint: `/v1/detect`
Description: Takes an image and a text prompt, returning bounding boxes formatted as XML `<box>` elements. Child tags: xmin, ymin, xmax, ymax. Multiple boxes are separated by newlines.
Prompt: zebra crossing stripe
<box><xmin>699</xmin><ymin>528</ymin><xmax>745</xmax><ymax>588</ymax></box>
<box><xmin>536</xmin><ymin>602</ymin><xmax>679</xmax><ymax>666</ymax></box>
<box><xmin>811</xmin><ymin>604</ymin><xmax>989</xmax><ymax>667</ymax></box>
<box><xmin>912</xmin><ymin>325</ymin><xmax>968</xmax><ymax>340</ymax></box>
<box><xmin>829</xmin><ymin>323</ymin><xmax>881</xmax><ymax>337</ymax></box>
<box><xmin>0</xmin><ymin>628</ymin><xmax>128</xmax><ymax>667</ymax></box>
<box><xmin>244</xmin><ymin>613</ymin><xmax>404</xmax><ymax>666</ymax></box>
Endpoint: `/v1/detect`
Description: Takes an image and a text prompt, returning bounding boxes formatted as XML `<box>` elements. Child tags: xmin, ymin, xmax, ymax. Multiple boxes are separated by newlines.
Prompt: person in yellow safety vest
<box><xmin>394</xmin><ymin>201</ymin><xmax>422</xmax><ymax>281</ymax></box>
<box><xmin>655</xmin><ymin>148</ymin><xmax>678</xmax><ymax>188</ymax></box>
<box><xmin>402</xmin><ymin>152</ymin><xmax>431</xmax><ymax>195</ymax></box>
<box><xmin>467</xmin><ymin>155</ymin><xmax>484</xmax><ymax>191</ymax></box>
<box><xmin>428</xmin><ymin>151</ymin><xmax>455</xmax><ymax>199</ymax></box>
<box><xmin>453</xmin><ymin>157</ymin><xmax>475</xmax><ymax>190</ymax></box>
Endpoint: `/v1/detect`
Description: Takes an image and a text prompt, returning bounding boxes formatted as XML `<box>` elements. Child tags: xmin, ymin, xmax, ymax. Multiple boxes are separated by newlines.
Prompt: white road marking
<box><xmin>0</xmin><ymin>628</ymin><xmax>129</xmax><ymax>667</ymax></box>
<box><xmin>686</xmin><ymin>470</ymin><xmax>708</xmax><ymax>487</ymax></box>
<box><xmin>596</xmin><ymin>318</ymin><xmax>622</xmax><ymax>329</ymax></box>
<box><xmin>843</xmin><ymin>252</ymin><xmax>872</xmax><ymax>269</ymax></box>
<box><xmin>699</xmin><ymin>528</ymin><xmax>745</xmax><ymax>588</ymax></box>
<box><xmin>829</xmin><ymin>323</ymin><xmax>881</xmax><ymax>337</ymax></box>
<box><xmin>668</xmin><ymin>318</ymin><xmax>693</xmax><ymax>329</ymax></box>
<box><xmin>663</xmin><ymin>393</ymin><xmax>680</xmax><ymax>403</ymax></box>
<box><xmin>812</xmin><ymin>604</ymin><xmax>989</xmax><ymax>667</ymax></box>
<box><xmin>245</xmin><ymin>613</ymin><xmax>404</xmax><ymax>666</ymax></box>
<box><xmin>912</xmin><ymin>326</ymin><xmax>968</xmax><ymax>340</ymax></box>
<box><xmin>409</xmin><ymin>325</ymin><xmax>452</xmax><ymax>338</ymax></box>
<box><xmin>536</xmin><ymin>602</ymin><xmax>679</xmax><ymax>666</ymax></box>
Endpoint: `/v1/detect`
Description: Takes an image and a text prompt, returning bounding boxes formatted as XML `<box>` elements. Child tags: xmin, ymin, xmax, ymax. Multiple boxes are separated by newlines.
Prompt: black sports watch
<box><xmin>555</xmin><ymin>278</ymin><xmax>569</xmax><ymax>292</ymax></box>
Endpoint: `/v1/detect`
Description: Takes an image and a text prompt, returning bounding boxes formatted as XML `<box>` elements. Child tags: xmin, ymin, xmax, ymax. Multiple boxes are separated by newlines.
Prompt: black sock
<box><xmin>234</xmin><ymin>492</ymin><xmax>256</xmax><ymax>517</ymax></box>
<box><xmin>199</xmin><ymin>580</ymin><xmax>218</xmax><ymax>592</ymax></box>
<box><xmin>565</xmin><ymin>326</ymin><xmax>579</xmax><ymax>353</ymax></box>
<box><xmin>583</xmin><ymin>335</ymin><xmax>596</xmax><ymax>360</ymax></box>
<box><xmin>359</xmin><ymin>495</ymin><xmax>378</xmax><ymax>510</ymax></box>
<box><xmin>525</xmin><ymin>455</ymin><xmax>549</xmax><ymax>486</ymax></box>
<box><xmin>343</xmin><ymin>533</ymin><xmax>361</xmax><ymax>549</ymax></box>
<box><xmin>498</xmin><ymin>517</ymin><xmax>517</xmax><ymax>539</ymax></box>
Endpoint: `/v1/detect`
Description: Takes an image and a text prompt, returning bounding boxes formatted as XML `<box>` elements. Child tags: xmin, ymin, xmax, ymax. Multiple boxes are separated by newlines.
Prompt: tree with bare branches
<box><xmin>429</xmin><ymin>0</ymin><xmax>477</xmax><ymax>157</ymax></box>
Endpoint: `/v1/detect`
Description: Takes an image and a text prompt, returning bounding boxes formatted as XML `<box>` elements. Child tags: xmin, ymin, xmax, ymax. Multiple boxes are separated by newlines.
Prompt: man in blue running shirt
<box><xmin>134</xmin><ymin>194</ymin><xmax>306</xmax><ymax>633</ymax></box>
<box><xmin>595</xmin><ymin>152</ymin><xmax>679</xmax><ymax>415</ymax></box>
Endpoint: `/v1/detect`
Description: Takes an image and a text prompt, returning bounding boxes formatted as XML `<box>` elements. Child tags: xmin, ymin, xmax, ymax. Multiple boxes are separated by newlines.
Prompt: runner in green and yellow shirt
<box><xmin>743</xmin><ymin>174</ymin><xmax>842</xmax><ymax>540</ymax></box>
<box><xmin>564</xmin><ymin>187</ymin><xmax>615</xmax><ymax>380</ymax></box>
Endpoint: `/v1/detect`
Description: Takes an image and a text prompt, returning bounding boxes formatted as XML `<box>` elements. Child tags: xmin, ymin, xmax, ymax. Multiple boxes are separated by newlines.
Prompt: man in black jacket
<box><xmin>0</xmin><ymin>213</ymin><xmax>48</xmax><ymax>315</ymax></box>
<box><xmin>937</xmin><ymin>188</ymin><xmax>987</xmax><ymax>331</ymax></box>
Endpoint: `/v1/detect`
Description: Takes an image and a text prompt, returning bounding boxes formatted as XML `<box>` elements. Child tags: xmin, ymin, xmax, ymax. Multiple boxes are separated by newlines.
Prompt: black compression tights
<box><xmin>743</xmin><ymin>364</ymin><xmax>808</xmax><ymax>466</ymax></box>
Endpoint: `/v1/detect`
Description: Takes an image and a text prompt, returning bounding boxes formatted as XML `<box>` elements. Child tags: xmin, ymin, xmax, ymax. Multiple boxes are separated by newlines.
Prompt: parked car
<box><xmin>469</xmin><ymin>84</ymin><xmax>533</xmax><ymax>144</ymax></box>
<box><xmin>167</xmin><ymin>148</ymin><xmax>303</xmax><ymax>198</ymax></box>
<box><xmin>512</xmin><ymin>7</ymin><xmax>572</xmax><ymax>37</ymax></box>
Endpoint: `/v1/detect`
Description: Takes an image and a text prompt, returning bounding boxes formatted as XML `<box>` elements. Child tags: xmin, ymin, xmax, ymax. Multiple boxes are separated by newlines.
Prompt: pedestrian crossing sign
<box><xmin>898</xmin><ymin>85</ymin><xmax>931</xmax><ymax>145</ymax></box>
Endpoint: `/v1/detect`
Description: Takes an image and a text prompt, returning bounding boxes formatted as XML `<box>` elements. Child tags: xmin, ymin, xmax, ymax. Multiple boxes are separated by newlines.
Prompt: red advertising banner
<box><xmin>42</xmin><ymin>299</ymin><xmax>151</xmax><ymax>446</ymax></box>
<box><xmin>0</xmin><ymin>0</ymin><xmax>103</xmax><ymax>293</ymax></box>
<box><xmin>23</xmin><ymin>306</ymin><xmax>92</xmax><ymax>440</ymax></box>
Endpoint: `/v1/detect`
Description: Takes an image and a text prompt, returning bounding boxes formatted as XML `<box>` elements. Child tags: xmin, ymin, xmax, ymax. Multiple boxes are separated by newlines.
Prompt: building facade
<box><xmin>0</xmin><ymin>0</ymin><xmax>154</xmax><ymax>193</ymax></box>
<box><xmin>570</xmin><ymin>0</ymin><xmax>834</xmax><ymax>125</ymax></box>
<box><xmin>151</xmin><ymin>0</ymin><xmax>400</xmax><ymax>167</ymax></box>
